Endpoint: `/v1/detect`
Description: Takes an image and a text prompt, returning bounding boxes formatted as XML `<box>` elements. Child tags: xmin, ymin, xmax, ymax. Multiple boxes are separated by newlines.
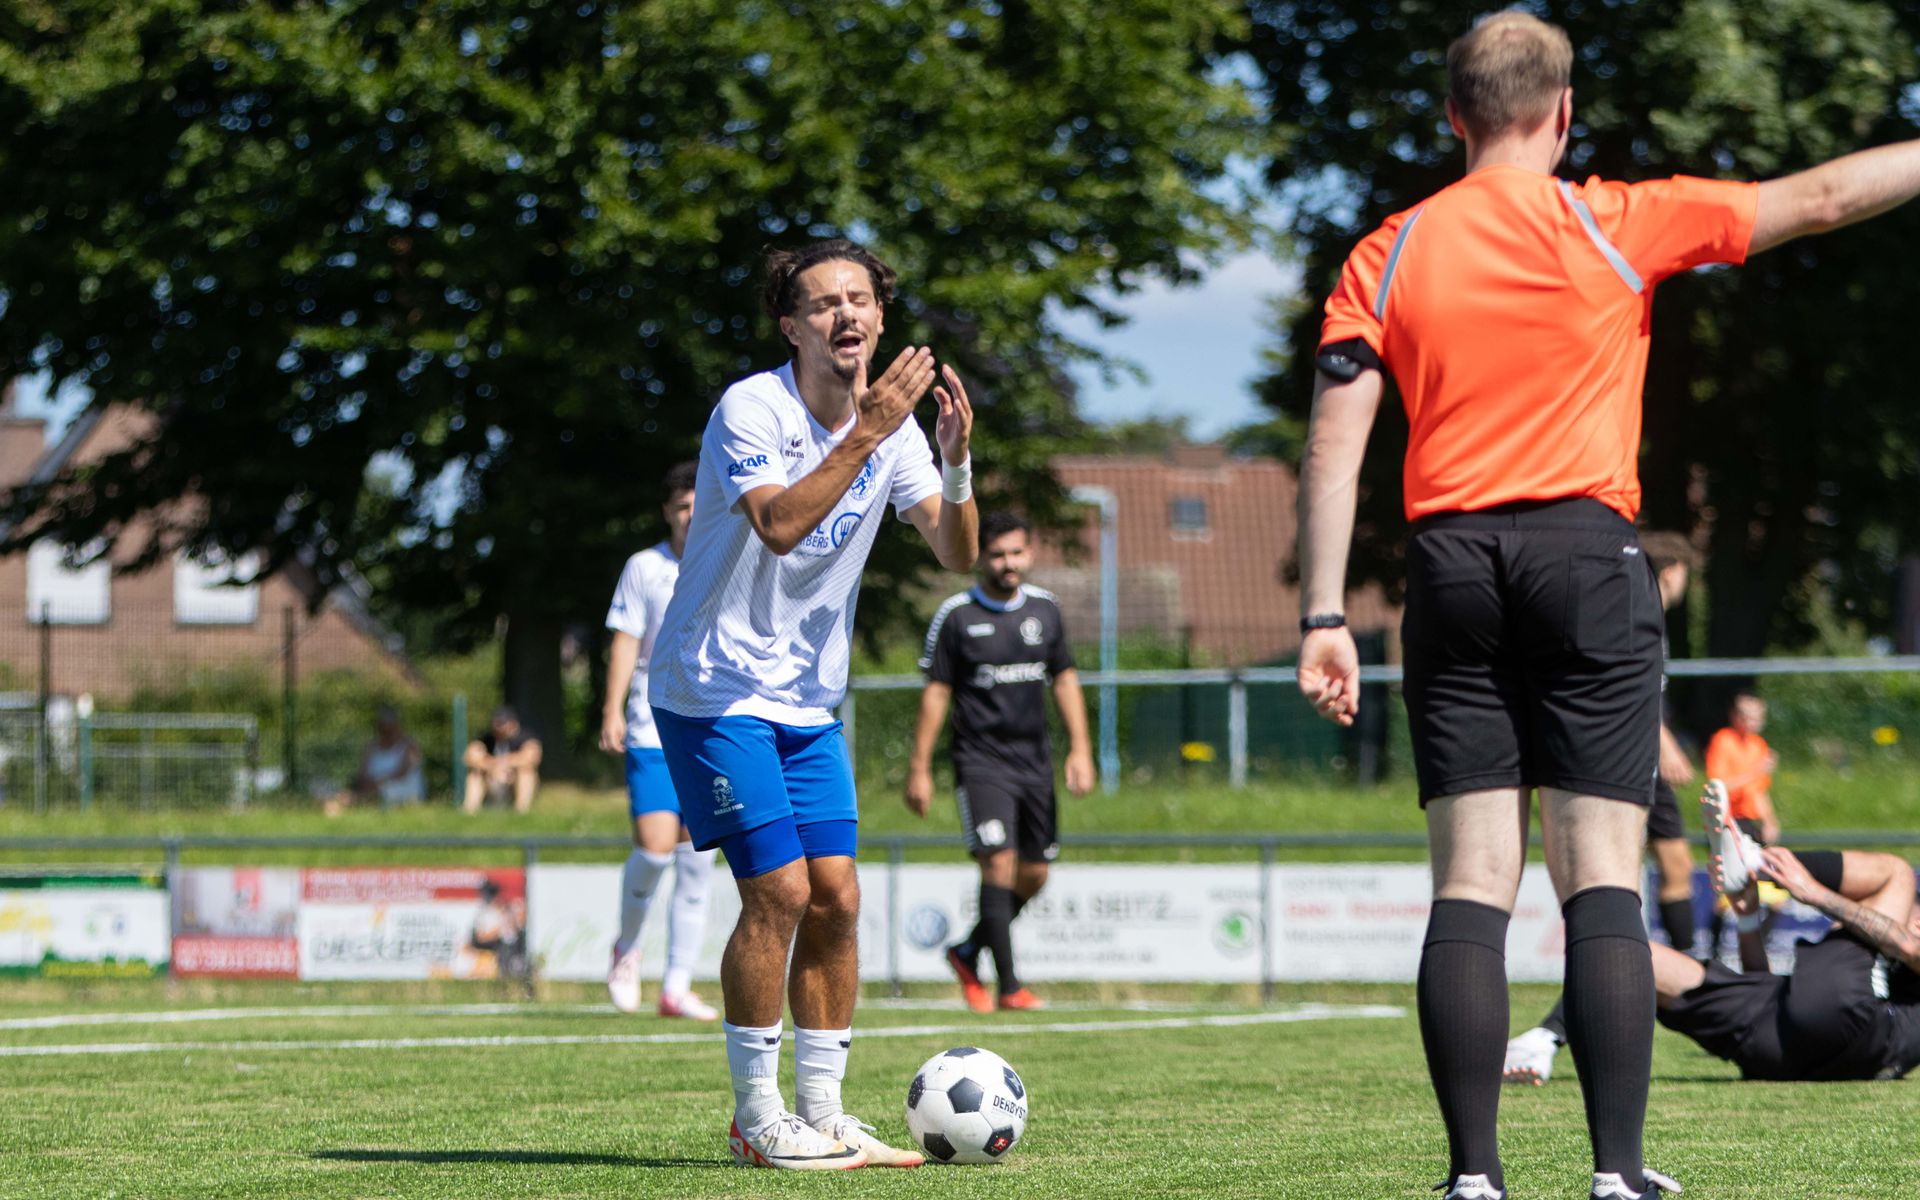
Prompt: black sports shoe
<box><xmin>1591</xmin><ymin>1169</ymin><xmax>1682</xmax><ymax>1198</ymax></box>
<box><xmin>1434</xmin><ymin>1174</ymin><xmax>1506</xmax><ymax>1200</ymax></box>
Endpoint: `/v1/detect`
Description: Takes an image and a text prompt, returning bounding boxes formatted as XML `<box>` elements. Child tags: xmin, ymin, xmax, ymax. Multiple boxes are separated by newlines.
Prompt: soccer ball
<box><xmin>904</xmin><ymin>1046</ymin><xmax>1028</xmax><ymax>1164</ymax></box>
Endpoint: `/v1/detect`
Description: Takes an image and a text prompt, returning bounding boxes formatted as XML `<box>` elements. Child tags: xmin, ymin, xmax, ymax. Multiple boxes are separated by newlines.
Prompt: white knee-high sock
<box><xmin>617</xmin><ymin>848</ymin><xmax>674</xmax><ymax>948</ymax></box>
<box><xmin>663</xmin><ymin>843</ymin><xmax>716</xmax><ymax>996</ymax></box>
<box><xmin>795</xmin><ymin>1027</ymin><xmax>852</xmax><ymax>1125</ymax></box>
<box><xmin>724</xmin><ymin>1020</ymin><xmax>786</xmax><ymax>1135</ymax></box>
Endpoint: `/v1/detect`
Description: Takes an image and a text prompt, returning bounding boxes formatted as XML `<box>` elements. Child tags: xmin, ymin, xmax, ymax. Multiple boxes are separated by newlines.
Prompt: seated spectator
<box><xmin>463</xmin><ymin>706</ymin><xmax>542</xmax><ymax>813</ymax></box>
<box><xmin>324</xmin><ymin>706</ymin><xmax>425</xmax><ymax>817</ymax></box>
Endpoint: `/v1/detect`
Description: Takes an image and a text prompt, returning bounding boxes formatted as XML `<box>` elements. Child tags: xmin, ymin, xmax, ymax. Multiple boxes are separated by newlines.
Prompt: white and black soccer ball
<box><xmin>904</xmin><ymin>1046</ymin><xmax>1028</xmax><ymax>1164</ymax></box>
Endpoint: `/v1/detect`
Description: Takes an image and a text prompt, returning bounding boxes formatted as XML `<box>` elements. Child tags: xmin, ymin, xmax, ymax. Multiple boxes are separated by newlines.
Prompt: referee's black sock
<box><xmin>1562</xmin><ymin>886</ymin><xmax>1653</xmax><ymax>1193</ymax></box>
<box><xmin>977</xmin><ymin>884</ymin><xmax>1020</xmax><ymax>995</ymax></box>
<box><xmin>1418</xmin><ymin>899</ymin><xmax>1510</xmax><ymax>1191</ymax></box>
<box><xmin>1657</xmin><ymin>897</ymin><xmax>1696</xmax><ymax>956</ymax></box>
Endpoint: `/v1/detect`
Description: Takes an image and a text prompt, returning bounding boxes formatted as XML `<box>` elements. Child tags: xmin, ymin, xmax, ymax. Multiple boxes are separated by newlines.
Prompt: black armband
<box><xmin>1313</xmin><ymin>337</ymin><xmax>1383</xmax><ymax>383</ymax></box>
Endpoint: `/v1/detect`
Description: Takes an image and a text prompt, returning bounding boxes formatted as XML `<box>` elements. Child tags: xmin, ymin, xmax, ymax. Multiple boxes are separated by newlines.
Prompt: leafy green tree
<box><xmin>0</xmin><ymin>0</ymin><xmax>1260</xmax><ymax>765</ymax></box>
<box><xmin>1243</xmin><ymin>0</ymin><xmax>1920</xmax><ymax>693</ymax></box>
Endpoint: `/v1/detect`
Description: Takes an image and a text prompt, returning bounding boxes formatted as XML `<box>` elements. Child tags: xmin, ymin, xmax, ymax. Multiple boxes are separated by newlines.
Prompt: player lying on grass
<box><xmin>1508</xmin><ymin>837</ymin><xmax>1920</xmax><ymax>1086</ymax></box>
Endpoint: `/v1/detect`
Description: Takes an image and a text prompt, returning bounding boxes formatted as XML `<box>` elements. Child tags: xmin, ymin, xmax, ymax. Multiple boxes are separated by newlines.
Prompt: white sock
<box><xmin>617</xmin><ymin>848</ymin><xmax>673</xmax><ymax>948</ymax></box>
<box><xmin>724</xmin><ymin>1021</ymin><xmax>786</xmax><ymax>1135</ymax></box>
<box><xmin>794</xmin><ymin>1026</ymin><xmax>851</xmax><ymax>1126</ymax></box>
<box><xmin>663</xmin><ymin>843</ymin><xmax>716</xmax><ymax>996</ymax></box>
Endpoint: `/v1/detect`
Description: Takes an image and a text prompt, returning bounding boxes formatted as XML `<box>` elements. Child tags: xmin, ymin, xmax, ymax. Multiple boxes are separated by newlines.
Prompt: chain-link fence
<box><xmin>0</xmin><ymin>600</ymin><xmax>478</xmax><ymax>811</ymax></box>
<box><xmin>844</xmin><ymin>656</ymin><xmax>1920</xmax><ymax>795</ymax></box>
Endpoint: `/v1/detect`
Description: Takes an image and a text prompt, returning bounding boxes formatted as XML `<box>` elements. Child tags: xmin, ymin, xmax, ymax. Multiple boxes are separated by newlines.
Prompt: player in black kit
<box><xmin>907</xmin><ymin>511</ymin><xmax>1094</xmax><ymax>1012</ymax></box>
<box><xmin>1654</xmin><ymin>843</ymin><xmax>1920</xmax><ymax>1081</ymax></box>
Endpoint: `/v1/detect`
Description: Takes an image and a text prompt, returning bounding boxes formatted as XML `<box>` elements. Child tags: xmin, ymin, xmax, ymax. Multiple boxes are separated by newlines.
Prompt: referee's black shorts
<box><xmin>1402</xmin><ymin>498</ymin><xmax>1664</xmax><ymax>807</ymax></box>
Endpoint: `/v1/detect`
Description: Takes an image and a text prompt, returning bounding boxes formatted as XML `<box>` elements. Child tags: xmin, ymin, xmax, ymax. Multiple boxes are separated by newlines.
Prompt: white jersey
<box><xmin>651</xmin><ymin>361</ymin><xmax>943</xmax><ymax>726</ymax></box>
<box><xmin>604</xmin><ymin>542</ymin><xmax>679</xmax><ymax>750</ymax></box>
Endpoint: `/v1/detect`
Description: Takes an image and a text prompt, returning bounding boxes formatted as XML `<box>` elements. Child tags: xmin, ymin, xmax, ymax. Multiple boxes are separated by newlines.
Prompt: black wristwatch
<box><xmin>1300</xmin><ymin>613</ymin><xmax>1347</xmax><ymax>635</ymax></box>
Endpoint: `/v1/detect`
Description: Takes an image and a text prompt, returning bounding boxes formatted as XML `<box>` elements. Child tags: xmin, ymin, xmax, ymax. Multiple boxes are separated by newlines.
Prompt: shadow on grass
<box><xmin>311</xmin><ymin>1149</ymin><xmax>725</xmax><ymax>1169</ymax></box>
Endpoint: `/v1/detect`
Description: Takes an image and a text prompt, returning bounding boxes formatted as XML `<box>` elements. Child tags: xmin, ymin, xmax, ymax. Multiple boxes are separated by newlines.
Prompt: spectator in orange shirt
<box><xmin>1706</xmin><ymin>693</ymin><xmax>1780</xmax><ymax>846</ymax></box>
<box><xmin>1705</xmin><ymin>692</ymin><xmax>1782</xmax><ymax>972</ymax></box>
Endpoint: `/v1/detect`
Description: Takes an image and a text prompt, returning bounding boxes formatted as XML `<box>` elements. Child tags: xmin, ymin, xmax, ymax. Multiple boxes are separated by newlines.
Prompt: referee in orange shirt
<box><xmin>1295</xmin><ymin>13</ymin><xmax>1920</xmax><ymax>1200</ymax></box>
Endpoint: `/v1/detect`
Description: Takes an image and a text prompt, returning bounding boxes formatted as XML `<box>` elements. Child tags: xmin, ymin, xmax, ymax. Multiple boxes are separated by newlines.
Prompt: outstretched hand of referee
<box><xmin>1298</xmin><ymin>627</ymin><xmax>1361</xmax><ymax>727</ymax></box>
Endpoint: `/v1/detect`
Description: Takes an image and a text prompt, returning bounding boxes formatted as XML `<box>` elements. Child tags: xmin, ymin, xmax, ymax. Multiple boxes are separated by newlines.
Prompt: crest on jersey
<box><xmin>1019</xmin><ymin>617</ymin><xmax>1044</xmax><ymax>646</ymax></box>
<box><xmin>849</xmin><ymin>455</ymin><xmax>878</xmax><ymax>500</ymax></box>
<box><xmin>711</xmin><ymin>776</ymin><xmax>743</xmax><ymax>816</ymax></box>
<box><xmin>830</xmin><ymin>512</ymin><xmax>864</xmax><ymax>547</ymax></box>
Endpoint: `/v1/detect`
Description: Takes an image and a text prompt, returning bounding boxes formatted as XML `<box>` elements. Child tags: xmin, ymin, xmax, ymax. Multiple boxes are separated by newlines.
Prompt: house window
<box><xmin>26</xmin><ymin>540</ymin><xmax>111</xmax><ymax>624</ymax></box>
<box><xmin>174</xmin><ymin>551</ymin><xmax>261</xmax><ymax>625</ymax></box>
<box><xmin>1169</xmin><ymin>495</ymin><xmax>1210</xmax><ymax>539</ymax></box>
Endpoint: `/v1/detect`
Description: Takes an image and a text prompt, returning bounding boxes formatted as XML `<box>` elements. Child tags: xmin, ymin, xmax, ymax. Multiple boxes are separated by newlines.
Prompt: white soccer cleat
<box><xmin>1502</xmin><ymin>1026</ymin><xmax>1560</xmax><ymax>1086</ymax></box>
<box><xmin>1591</xmin><ymin>1168</ymin><xmax>1682</xmax><ymax>1198</ymax></box>
<box><xmin>1700</xmin><ymin>779</ymin><xmax>1761</xmax><ymax>896</ymax></box>
<box><xmin>728</xmin><ymin>1113</ymin><xmax>867</xmax><ymax>1170</ymax></box>
<box><xmin>656</xmin><ymin>990</ymin><xmax>719</xmax><ymax>1022</ymax></box>
<box><xmin>1436</xmin><ymin>1173</ymin><xmax>1506</xmax><ymax>1199</ymax></box>
<box><xmin>606</xmin><ymin>941</ymin><xmax>643</xmax><ymax>1014</ymax></box>
<box><xmin>812</xmin><ymin>1112</ymin><xmax>924</xmax><ymax>1168</ymax></box>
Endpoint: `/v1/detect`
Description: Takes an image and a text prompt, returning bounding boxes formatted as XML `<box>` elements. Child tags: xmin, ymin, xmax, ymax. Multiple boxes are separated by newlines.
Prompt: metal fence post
<box><xmin>35</xmin><ymin>603</ymin><xmax>50</xmax><ymax>813</ymax></box>
<box><xmin>451</xmin><ymin>693</ymin><xmax>468</xmax><ymax>807</ymax></box>
<box><xmin>76</xmin><ymin>695</ymin><xmax>93</xmax><ymax>811</ymax></box>
<box><xmin>244</xmin><ymin>719</ymin><xmax>260</xmax><ymax>809</ymax></box>
<box><xmin>282</xmin><ymin>605</ymin><xmax>299</xmax><ymax>795</ymax></box>
<box><xmin>1228</xmin><ymin>673</ymin><xmax>1249</xmax><ymax>789</ymax></box>
<box><xmin>1258</xmin><ymin>840</ymin><xmax>1276</xmax><ymax>1006</ymax></box>
<box><xmin>888</xmin><ymin>839</ymin><xmax>905</xmax><ymax>998</ymax></box>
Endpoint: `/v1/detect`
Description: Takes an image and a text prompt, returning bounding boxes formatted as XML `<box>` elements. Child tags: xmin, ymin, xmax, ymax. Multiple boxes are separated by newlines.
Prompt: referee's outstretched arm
<box><xmin>1295</xmin><ymin>369</ymin><xmax>1383</xmax><ymax>728</ymax></box>
<box><xmin>1752</xmin><ymin>138</ymin><xmax>1920</xmax><ymax>254</ymax></box>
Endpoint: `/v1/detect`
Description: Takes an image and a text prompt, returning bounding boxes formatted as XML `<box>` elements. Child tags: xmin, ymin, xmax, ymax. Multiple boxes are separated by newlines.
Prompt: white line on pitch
<box><xmin>0</xmin><ymin>997</ymin><xmax>1228</xmax><ymax>1031</ymax></box>
<box><xmin>0</xmin><ymin>1004</ymin><xmax>1404</xmax><ymax>1058</ymax></box>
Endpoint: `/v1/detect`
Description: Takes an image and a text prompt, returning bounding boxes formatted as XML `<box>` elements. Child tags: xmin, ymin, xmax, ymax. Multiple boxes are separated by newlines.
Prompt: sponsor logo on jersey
<box><xmin>849</xmin><ymin>455</ymin><xmax>878</xmax><ymax>500</ymax></box>
<box><xmin>726</xmin><ymin>453</ymin><xmax>770</xmax><ymax>477</ymax></box>
<box><xmin>711</xmin><ymin>775</ymin><xmax>743</xmax><ymax>816</ymax></box>
<box><xmin>783</xmin><ymin>435</ymin><xmax>804</xmax><ymax>459</ymax></box>
<box><xmin>970</xmin><ymin>661</ymin><xmax>1049</xmax><ymax>690</ymax></box>
<box><xmin>966</xmin><ymin>622</ymin><xmax>994</xmax><ymax>637</ymax></box>
<box><xmin>830</xmin><ymin>511</ymin><xmax>864</xmax><ymax>547</ymax></box>
<box><xmin>1019</xmin><ymin>617</ymin><xmax>1044</xmax><ymax>646</ymax></box>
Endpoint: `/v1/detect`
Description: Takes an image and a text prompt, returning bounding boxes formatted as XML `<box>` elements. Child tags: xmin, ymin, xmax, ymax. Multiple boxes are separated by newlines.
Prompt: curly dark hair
<box><xmin>664</xmin><ymin>460</ymin><xmax>699</xmax><ymax>499</ymax></box>
<box><xmin>760</xmin><ymin>239</ymin><xmax>898</xmax><ymax>331</ymax></box>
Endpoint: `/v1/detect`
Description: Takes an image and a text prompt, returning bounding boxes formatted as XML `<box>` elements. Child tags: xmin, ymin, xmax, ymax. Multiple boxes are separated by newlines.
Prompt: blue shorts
<box><xmin>624</xmin><ymin>746</ymin><xmax>681</xmax><ymax>819</ymax></box>
<box><xmin>653</xmin><ymin>710</ymin><xmax>859</xmax><ymax>875</ymax></box>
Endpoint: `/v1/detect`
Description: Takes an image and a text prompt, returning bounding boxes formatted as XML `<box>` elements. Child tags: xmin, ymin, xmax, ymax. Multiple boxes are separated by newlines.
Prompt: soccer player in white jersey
<box><xmin>650</xmin><ymin>239</ymin><xmax>978</xmax><ymax>1170</ymax></box>
<box><xmin>599</xmin><ymin>461</ymin><xmax>719</xmax><ymax>1021</ymax></box>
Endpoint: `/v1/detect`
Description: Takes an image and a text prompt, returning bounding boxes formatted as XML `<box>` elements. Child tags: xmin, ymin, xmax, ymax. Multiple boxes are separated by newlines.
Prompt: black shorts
<box><xmin>1647</xmin><ymin>776</ymin><xmax>1685</xmax><ymax>841</ymax></box>
<box><xmin>1402</xmin><ymin>499</ymin><xmax>1664</xmax><ymax>806</ymax></box>
<box><xmin>955</xmin><ymin>773</ymin><xmax>1058</xmax><ymax>863</ymax></box>
<box><xmin>1659</xmin><ymin>935</ymin><xmax>1896</xmax><ymax>1080</ymax></box>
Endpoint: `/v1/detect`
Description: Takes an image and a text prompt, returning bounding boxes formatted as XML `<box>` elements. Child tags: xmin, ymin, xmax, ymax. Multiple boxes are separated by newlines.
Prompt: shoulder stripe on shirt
<box><xmin>919</xmin><ymin>592</ymin><xmax>973</xmax><ymax>671</ymax></box>
<box><xmin>1020</xmin><ymin>584</ymin><xmax>1060</xmax><ymax>605</ymax></box>
<box><xmin>1555</xmin><ymin>180</ymin><xmax>1645</xmax><ymax>294</ymax></box>
<box><xmin>1373</xmin><ymin>206</ymin><xmax>1425</xmax><ymax>321</ymax></box>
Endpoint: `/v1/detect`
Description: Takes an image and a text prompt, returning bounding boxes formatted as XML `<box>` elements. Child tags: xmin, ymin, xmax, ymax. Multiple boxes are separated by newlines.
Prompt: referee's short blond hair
<box><xmin>1447</xmin><ymin>11</ymin><xmax>1573</xmax><ymax>141</ymax></box>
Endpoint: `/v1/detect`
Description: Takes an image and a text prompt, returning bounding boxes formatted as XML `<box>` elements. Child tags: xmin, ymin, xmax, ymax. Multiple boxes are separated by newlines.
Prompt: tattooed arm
<box><xmin>1763</xmin><ymin>846</ymin><xmax>1920</xmax><ymax>972</ymax></box>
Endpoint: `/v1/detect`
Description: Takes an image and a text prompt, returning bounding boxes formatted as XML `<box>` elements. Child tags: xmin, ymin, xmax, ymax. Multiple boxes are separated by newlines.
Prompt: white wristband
<box><xmin>942</xmin><ymin>455</ymin><xmax>972</xmax><ymax>504</ymax></box>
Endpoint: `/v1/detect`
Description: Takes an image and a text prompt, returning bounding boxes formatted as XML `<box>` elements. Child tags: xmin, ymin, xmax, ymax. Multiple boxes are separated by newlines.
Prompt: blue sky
<box><xmin>1056</xmin><ymin>251</ymin><xmax>1300</xmax><ymax>439</ymax></box>
<box><xmin>10</xmin><ymin>251</ymin><xmax>1303</xmax><ymax>441</ymax></box>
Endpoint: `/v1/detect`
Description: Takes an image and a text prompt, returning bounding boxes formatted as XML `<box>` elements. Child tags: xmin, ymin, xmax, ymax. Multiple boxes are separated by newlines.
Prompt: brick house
<box><xmin>0</xmin><ymin>392</ymin><xmax>412</xmax><ymax>699</ymax></box>
<box><xmin>1031</xmin><ymin>443</ymin><xmax>1399</xmax><ymax>666</ymax></box>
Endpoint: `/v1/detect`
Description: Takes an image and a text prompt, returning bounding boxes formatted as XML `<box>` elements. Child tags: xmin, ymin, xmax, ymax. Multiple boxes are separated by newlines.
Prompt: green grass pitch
<box><xmin>5</xmin><ymin>982</ymin><xmax>1919</xmax><ymax>1198</ymax></box>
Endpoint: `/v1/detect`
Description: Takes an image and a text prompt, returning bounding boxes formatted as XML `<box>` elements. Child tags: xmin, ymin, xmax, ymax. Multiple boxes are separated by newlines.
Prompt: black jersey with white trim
<box><xmin>920</xmin><ymin>585</ymin><xmax>1074</xmax><ymax>782</ymax></box>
